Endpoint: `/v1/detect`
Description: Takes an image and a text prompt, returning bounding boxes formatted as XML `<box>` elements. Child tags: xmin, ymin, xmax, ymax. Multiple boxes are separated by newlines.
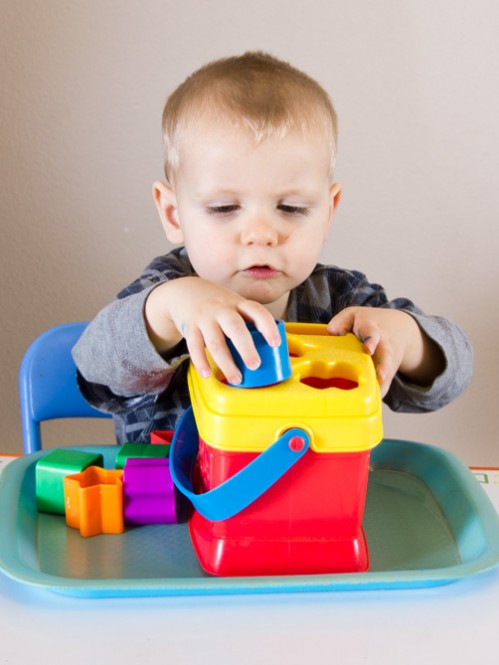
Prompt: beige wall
<box><xmin>1</xmin><ymin>1</ymin><xmax>498</xmax><ymax>463</ymax></box>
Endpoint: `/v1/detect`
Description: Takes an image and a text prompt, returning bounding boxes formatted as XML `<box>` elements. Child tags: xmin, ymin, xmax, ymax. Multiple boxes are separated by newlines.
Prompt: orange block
<box><xmin>64</xmin><ymin>466</ymin><xmax>124</xmax><ymax>537</ymax></box>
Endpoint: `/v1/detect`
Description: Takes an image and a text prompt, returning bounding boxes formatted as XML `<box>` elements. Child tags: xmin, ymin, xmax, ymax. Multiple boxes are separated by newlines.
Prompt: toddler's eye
<box><xmin>279</xmin><ymin>204</ymin><xmax>309</xmax><ymax>216</ymax></box>
<box><xmin>207</xmin><ymin>205</ymin><xmax>240</xmax><ymax>215</ymax></box>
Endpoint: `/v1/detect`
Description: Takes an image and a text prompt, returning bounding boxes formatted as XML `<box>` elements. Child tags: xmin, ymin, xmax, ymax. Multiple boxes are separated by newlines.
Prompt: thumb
<box><xmin>327</xmin><ymin>307</ymin><xmax>357</xmax><ymax>335</ymax></box>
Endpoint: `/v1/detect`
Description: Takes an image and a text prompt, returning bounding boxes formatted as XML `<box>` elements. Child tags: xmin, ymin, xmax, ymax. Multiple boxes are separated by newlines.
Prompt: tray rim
<box><xmin>1</xmin><ymin>439</ymin><xmax>498</xmax><ymax>598</ymax></box>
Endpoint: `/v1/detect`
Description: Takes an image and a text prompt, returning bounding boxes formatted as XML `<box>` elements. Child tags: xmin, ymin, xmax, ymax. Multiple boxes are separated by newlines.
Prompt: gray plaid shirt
<box><xmin>74</xmin><ymin>247</ymin><xmax>472</xmax><ymax>444</ymax></box>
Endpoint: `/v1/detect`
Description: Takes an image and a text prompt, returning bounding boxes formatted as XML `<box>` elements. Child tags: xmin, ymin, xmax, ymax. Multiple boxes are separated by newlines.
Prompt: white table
<box><xmin>1</xmin><ymin>458</ymin><xmax>498</xmax><ymax>665</ymax></box>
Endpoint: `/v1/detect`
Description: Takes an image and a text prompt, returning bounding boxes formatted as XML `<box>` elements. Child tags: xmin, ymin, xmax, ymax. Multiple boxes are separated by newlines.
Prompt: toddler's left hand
<box><xmin>327</xmin><ymin>307</ymin><xmax>443</xmax><ymax>396</ymax></box>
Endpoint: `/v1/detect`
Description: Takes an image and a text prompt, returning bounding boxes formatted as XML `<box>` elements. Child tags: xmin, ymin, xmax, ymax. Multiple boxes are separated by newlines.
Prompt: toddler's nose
<box><xmin>241</xmin><ymin>219</ymin><xmax>279</xmax><ymax>246</ymax></box>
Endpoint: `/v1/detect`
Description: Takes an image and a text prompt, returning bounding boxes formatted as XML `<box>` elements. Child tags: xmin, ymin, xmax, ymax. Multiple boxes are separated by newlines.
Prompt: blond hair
<box><xmin>161</xmin><ymin>51</ymin><xmax>338</xmax><ymax>183</ymax></box>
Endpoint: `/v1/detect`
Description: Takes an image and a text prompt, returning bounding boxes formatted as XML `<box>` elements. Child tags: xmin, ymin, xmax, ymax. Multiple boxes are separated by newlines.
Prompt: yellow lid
<box><xmin>188</xmin><ymin>324</ymin><xmax>383</xmax><ymax>453</ymax></box>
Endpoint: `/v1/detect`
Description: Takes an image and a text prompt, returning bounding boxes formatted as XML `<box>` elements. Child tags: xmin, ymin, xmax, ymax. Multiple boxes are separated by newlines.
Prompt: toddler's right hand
<box><xmin>144</xmin><ymin>277</ymin><xmax>282</xmax><ymax>385</ymax></box>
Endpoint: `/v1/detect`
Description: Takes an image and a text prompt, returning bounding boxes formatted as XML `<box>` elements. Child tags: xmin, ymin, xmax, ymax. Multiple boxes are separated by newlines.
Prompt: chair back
<box><xmin>19</xmin><ymin>322</ymin><xmax>111</xmax><ymax>453</ymax></box>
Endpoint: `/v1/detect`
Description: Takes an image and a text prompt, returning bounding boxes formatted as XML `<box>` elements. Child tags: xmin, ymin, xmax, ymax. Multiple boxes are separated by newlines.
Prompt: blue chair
<box><xmin>19</xmin><ymin>322</ymin><xmax>112</xmax><ymax>454</ymax></box>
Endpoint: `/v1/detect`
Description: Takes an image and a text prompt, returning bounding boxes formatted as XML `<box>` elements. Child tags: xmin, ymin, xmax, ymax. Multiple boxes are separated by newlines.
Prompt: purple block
<box><xmin>123</xmin><ymin>457</ymin><xmax>177</xmax><ymax>525</ymax></box>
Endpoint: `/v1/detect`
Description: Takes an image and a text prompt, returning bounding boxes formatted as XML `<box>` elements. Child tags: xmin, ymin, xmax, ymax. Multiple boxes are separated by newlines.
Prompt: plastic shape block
<box><xmin>225</xmin><ymin>320</ymin><xmax>292</xmax><ymax>388</ymax></box>
<box><xmin>150</xmin><ymin>430</ymin><xmax>175</xmax><ymax>445</ymax></box>
<box><xmin>36</xmin><ymin>449</ymin><xmax>103</xmax><ymax>514</ymax></box>
<box><xmin>123</xmin><ymin>458</ymin><xmax>177</xmax><ymax>525</ymax></box>
<box><xmin>115</xmin><ymin>442</ymin><xmax>170</xmax><ymax>469</ymax></box>
<box><xmin>64</xmin><ymin>466</ymin><xmax>124</xmax><ymax>537</ymax></box>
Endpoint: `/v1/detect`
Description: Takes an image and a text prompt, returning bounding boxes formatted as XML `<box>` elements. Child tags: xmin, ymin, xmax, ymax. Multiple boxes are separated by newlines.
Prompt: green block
<box><xmin>36</xmin><ymin>449</ymin><xmax>104</xmax><ymax>514</ymax></box>
<box><xmin>115</xmin><ymin>443</ymin><xmax>171</xmax><ymax>470</ymax></box>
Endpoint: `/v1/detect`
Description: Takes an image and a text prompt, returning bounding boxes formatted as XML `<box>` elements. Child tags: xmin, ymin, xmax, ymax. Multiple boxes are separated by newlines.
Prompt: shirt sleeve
<box><xmin>72</xmin><ymin>250</ymin><xmax>193</xmax><ymax>411</ymax></box>
<box><xmin>382</xmin><ymin>311</ymin><xmax>473</xmax><ymax>413</ymax></box>
<box><xmin>73</xmin><ymin>286</ymin><xmax>189</xmax><ymax>398</ymax></box>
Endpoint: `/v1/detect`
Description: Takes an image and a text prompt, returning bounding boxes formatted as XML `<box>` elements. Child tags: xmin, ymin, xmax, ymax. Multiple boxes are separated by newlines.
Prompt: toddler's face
<box><xmin>158</xmin><ymin>117</ymin><xmax>340</xmax><ymax>318</ymax></box>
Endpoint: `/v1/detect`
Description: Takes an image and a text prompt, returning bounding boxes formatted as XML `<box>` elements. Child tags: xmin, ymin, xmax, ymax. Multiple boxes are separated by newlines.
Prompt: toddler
<box><xmin>73</xmin><ymin>52</ymin><xmax>472</xmax><ymax>444</ymax></box>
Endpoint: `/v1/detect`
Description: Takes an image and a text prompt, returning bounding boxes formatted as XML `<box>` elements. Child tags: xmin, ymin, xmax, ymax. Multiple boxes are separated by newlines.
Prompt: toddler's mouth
<box><xmin>243</xmin><ymin>265</ymin><xmax>281</xmax><ymax>279</ymax></box>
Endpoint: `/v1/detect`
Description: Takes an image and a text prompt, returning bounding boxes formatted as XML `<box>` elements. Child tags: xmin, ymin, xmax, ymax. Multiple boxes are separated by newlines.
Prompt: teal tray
<box><xmin>0</xmin><ymin>439</ymin><xmax>498</xmax><ymax>597</ymax></box>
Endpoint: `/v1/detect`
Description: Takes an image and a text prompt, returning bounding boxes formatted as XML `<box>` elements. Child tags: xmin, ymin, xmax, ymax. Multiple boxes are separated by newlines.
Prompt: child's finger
<box><xmin>354</xmin><ymin>325</ymin><xmax>380</xmax><ymax>357</ymax></box>
<box><xmin>238</xmin><ymin>301</ymin><xmax>282</xmax><ymax>348</ymax></box>
<box><xmin>221</xmin><ymin>315</ymin><xmax>263</xmax><ymax>373</ymax></box>
<box><xmin>327</xmin><ymin>307</ymin><xmax>356</xmax><ymax>336</ymax></box>
<box><xmin>328</xmin><ymin>308</ymin><xmax>380</xmax><ymax>356</ymax></box>
<box><xmin>184</xmin><ymin>326</ymin><xmax>214</xmax><ymax>380</ymax></box>
<box><xmin>200</xmin><ymin>322</ymin><xmax>246</xmax><ymax>386</ymax></box>
<box><xmin>372</xmin><ymin>342</ymin><xmax>396</xmax><ymax>397</ymax></box>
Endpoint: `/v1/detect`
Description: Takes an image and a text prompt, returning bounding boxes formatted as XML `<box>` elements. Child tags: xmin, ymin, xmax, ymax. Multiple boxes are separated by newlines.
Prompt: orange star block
<box><xmin>64</xmin><ymin>466</ymin><xmax>124</xmax><ymax>537</ymax></box>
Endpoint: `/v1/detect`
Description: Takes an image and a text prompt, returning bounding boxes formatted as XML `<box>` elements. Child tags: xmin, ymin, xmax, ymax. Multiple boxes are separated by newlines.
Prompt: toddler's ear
<box><xmin>321</xmin><ymin>182</ymin><xmax>342</xmax><ymax>241</ymax></box>
<box><xmin>152</xmin><ymin>180</ymin><xmax>184</xmax><ymax>244</ymax></box>
<box><xmin>329</xmin><ymin>182</ymin><xmax>342</xmax><ymax>220</ymax></box>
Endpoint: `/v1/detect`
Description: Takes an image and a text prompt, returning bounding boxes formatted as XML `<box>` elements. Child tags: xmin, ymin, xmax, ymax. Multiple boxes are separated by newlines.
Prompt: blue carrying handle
<box><xmin>170</xmin><ymin>407</ymin><xmax>310</xmax><ymax>521</ymax></box>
